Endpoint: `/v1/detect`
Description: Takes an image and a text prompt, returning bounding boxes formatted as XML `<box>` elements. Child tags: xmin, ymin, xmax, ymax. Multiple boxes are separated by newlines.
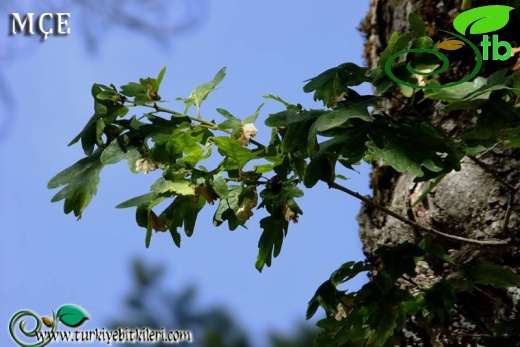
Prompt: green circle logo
<box><xmin>384</xmin><ymin>5</ymin><xmax>514</xmax><ymax>89</ymax></box>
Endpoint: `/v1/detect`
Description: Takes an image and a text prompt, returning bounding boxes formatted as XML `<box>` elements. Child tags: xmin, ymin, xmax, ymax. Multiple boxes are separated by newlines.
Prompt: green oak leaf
<box><xmin>366</xmin><ymin>118</ymin><xmax>461</xmax><ymax>180</ymax></box>
<box><xmin>160</xmin><ymin>195</ymin><xmax>205</xmax><ymax>244</ymax></box>
<box><xmin>265</xmin><ymin>109</ymin><xmax>323</xmax><ymax>127</ymax></box>
<box><xmin>100</xmin><ymin>139</ymin><xmax>141</xmax><ymax>167</ymax></box>
<box><xmin>281</xmin><ymin>181</ymin><xmax>304</xmax><ymax>199</ymax></box>
<box><xmin>116</xmin><ymin>193</ymin><xmax>158</xmax><ymax>209</ymax></box>
<box><xmin>503</xmin><ymin>127</ymin><xmax>520</xmax><ymax>148</ymax></box>
<box><xmin>467</xmin><ymin>261</ymin><xmax>520</xmax><ymax>288</ymax></box>
<box><xmin>151</xmin><ymin>177</ymin><xmax>195</xmax><ymax>196</ymax></box>
<box><xmin>143</xmin><ymin>67</ymin><xmax>166</xmax><ymax>94</ymax></box>
<box><xmin>307</xmin><ymin>96</ymin><xmax>375</xmax><ymax>155</ymax></box>
<box><xmin>464</xmin><ymin>101</ymin><xmax>520</xmax><ymax>144</ymax></box>
<box><xmin>243</xmin><ymin>103</ymin><xmax>264</xmax><ymax>124</ymax></box>
<box><xmin>408</xmin><ymin>12</ymin><xmax>426</xmax><ymax>37</ymax></box>
<box><xmin>183</xmin><ymin>67</ymin><xmax>226</xmax><ymax>115</ymax></box>
<box><xmin>366</xmin><ymin>307</ymin><xmax>400</xmax><ymax>346</ymax></box>
<box><xmin>78</xmin><ymin>116</ymin><xmax>99</xmax><ymax>156</ymax></box>
<box><xmin>303</xmin><ymin>63</ymin><xmax>370</xmax><ymax>107</ymax></box>
<box><xmin>314</xmin><ymin>123</ymin><xmax>369</xmax><ymax>169</ymax></box>
<box><xmin>211</xmin><ymin>174</ymin><xmax>229</xmax><ymax>199</ymax></box>
<box><xmin>423</xmin><ymin>280</ymin><xmax>457</xmax><ymax>323</ymax></box>
<box><xmin>303</xmin><ymin>154</ymin><xmax>336</xmax><ymax>188</ymax></box>
<box><xmin>262</xmin><ymin>94</ymin><xmax>302</xmax><ymax>110</ymax></box>
<box><xmin>120</xmin><ymin>82</ymin><xmax>147</xmax><ymax>97</ymax></box>
<box><xmin>330</xmin><ymin>261</ymin><xmax>371</xmax><ymax>286</ymax></box>
<box><xmin>378</xmin><ymin>31</ymin><xmax>412</xmax><ymax>69</ymax></box>
<box><xmin>280</xmin><ymin>118</ymin><xmax>315</xmax><ymax>155</ymax></box>
<box><xmin>70</xmin><ymin>84</ymin><xmax>128</xmax><ymax>155</ymax></box>
<box><xmin>453</xmin><ymin>5</ymin><xmax>514</xmax><ymax>35</ymax></box>
<box><xmin>120</xmin><ymin>67</ymin><xmax>166</xmax><ymax>104</ymax></box>
<box><xmin>213</xmin><ymin>185</ymin><xmax>242</xmax><ymax>230</ymax></box>
<box><xmin>424</xmin><ymin>77</ymin><xmax>488</xmax><ymax>100</ymax></box>
<box><xmin>217</xmin><ymin>108</ymin><xmax>242</xmax><ymax>135</ymax></box>
<box><xmin>48</xmin><ymin>152</ymin><xmax>104</xmax><ymax>219</ymax></box>
<box><xmin>212</xmin><ymin>136</ymin><xmax>262</xmax><ymax>169</ymax></box>
<box><xmin>137</xmin><ymin>197</ymin><xmax>169</xmax><ymax>248</ymax></box>
<box><xmin>255</xmin><ymin>216</ymin><xmax>288</xmax><ymax>272</ymax></box>
<box><xmin>306</xmin><ymin>280</ymin><xmax>339</xmax><ymax>320</ymax></box>
<box><xmin>375</xmin><ymin>242</ymin><xmax>426</xmax><ymax>280</ymax></box>
<box><xmin>56</xmin><ymin>305</ymin><xmax>89</xmax><ymax>328</ymax></box>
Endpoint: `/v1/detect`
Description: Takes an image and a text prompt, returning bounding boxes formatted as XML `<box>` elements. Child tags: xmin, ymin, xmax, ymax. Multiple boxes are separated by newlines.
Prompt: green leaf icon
<box><xmin>453</xmin><ymin>5</ymin><xmax>514</xmax><ymax>35</ymax></box>
<box><xmin>56</xmin><ymin>305</ymin><xmax>89</xmax><ymax>328</ymax></box>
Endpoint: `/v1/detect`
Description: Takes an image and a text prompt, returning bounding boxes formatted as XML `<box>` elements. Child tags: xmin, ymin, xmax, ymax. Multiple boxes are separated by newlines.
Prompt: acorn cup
<box><xmin>41</xmin><ymin>316</ymin><xmax>53</xmax><ymax>328</ymax></box>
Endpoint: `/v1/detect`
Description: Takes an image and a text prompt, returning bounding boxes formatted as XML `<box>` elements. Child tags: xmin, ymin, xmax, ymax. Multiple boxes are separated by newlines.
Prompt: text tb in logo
<box><xmin>480</xmin><ymin>35</ymin><xmax>512</xmax><ymax>61</ymax></box>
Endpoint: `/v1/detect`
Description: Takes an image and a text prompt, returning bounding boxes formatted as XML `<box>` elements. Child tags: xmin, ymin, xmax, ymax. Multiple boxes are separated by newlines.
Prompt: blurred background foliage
<box><xmin>109</xmin><ymin>259</ymin><xmax>321</xmax><ymax>347</ymax></box>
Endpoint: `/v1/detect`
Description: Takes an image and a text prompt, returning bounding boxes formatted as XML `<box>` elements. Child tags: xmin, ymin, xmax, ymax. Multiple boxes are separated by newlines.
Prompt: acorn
<box><xmin>41</xmin><ymin>316</ymin><xmax>53</xmax><ymax>327</ymax></box>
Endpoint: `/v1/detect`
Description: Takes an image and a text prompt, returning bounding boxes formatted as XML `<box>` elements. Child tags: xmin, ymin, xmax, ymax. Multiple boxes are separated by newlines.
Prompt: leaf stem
<box><xmin>148</xmin><ymin>103</ymin><xmax>266</xmax><ymax>148</ymax></box>
<box><xmin>329</xmin><ymin>181</ymin><xmax>511</xmax><ymax>247</ymax></box>
<box><xmin>152</xmin><ymin>103</ymin><xmax>217</xmax><ymax>128</ymax></box>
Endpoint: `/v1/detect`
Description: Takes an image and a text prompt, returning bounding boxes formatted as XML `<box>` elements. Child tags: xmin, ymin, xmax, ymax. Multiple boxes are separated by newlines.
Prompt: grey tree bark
<box><xmin>358</xmin><ymin>0</ymin><xmax>520</xmax><ymax>345</ymax></box>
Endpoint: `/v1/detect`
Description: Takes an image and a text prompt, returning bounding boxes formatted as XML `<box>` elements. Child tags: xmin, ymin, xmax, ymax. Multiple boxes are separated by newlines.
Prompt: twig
<box><xmin>330</xmin><ymin>182</ymin><xmax>511</xmax><ymax>247</ymax></box>
<box><xmin>401</xmin><ymin>275</ymin><xmax>425</xmax><ymax>291</ymax></box>
<box><xmin>458</xmin><ymin>331</ymin><xmax>491</xmax><ymax>338</ymax></box>
<box><xmin>467</xmin><ymin>155</ymin><xmax>516</xmax><ymax>192</ymax></box>
<box><xmin>148</xmin><ymin>103</ymin><xmax>265</xmax><ymax>148</ymax></box>
<box><xmin>472</xmin><ymin>285</ymin><xmax>507</xmax><ymax>308</ymax></box>
<box><xmin>503</xmin><ymin>188</ymin><xmax>515</xmax><ymax>232</ymax></box>
<box><xmin>467</xmin><ymin>157</ymin><xmax>519</xmax><ymax>233</ymax></box>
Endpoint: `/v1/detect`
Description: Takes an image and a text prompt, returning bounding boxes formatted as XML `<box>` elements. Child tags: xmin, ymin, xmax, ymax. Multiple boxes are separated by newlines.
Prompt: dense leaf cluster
<box><xmin>49</xmin><ymin>12</ymin><xmax>520</xmax><ymax>346</ymax></box>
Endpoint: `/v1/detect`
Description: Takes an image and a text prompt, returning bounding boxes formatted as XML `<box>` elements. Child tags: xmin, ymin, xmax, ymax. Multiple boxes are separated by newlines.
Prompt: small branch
<box><xmin>458</xmin><ymin>331</ymin><xmax>491</xmax><ymax>339</ymax></box>
<box><xmin>453</xmin><ymin>305</ymin><xmax>494</xmax><ymax>336</ymax></box>
<box><xmin>467</xmin><ymin>155</ymin><xmax>516</xmax><ymax>192</ymax></box>
<box><xmin>467</xmin><ymin>157</ymin><xmax>518</xmax><ymax>235</ymax></box>
<box><xmin>503</xmin><ymin>188</ymin><xmax>515</xmax><ymax>232</ymax></box>
<box><xmin>248</xmin><ymin>138</ymin><xmax>266</xmax><ymax>149</ymax></box>
<box><xmin>142</xmin><ymin>103</ymin><xmax>266</xmax><ymax>148</ymax></box>
<box><xmin>330</xmin><ymin>182</ymin><xmax>511</xmax><ymax>247</ymax></box>
<box><xmin>152</xmin><ymin>104</ymin><xmax>218</xmax><ymax>128</ymax></box>
<box><xmin>472</xmin><ymin>285</ymin><xmax>507</xmax><ymax>308</ymax></box>
<box><xmin>401</xmin><ymin>275</ymin><xmax>425</xmax><ymax>292</ymax></box>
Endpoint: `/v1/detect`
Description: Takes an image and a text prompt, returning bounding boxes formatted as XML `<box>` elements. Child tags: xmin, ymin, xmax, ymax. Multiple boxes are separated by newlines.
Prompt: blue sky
<box><xmin>0</xmin><ymin>1</ymin><xmax>371</xmax><ymax>345</ymax></box>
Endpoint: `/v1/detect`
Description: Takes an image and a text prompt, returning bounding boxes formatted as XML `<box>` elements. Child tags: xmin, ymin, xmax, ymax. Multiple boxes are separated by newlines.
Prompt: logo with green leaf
<box><xmin>385</xmin><ymin>5</ymin><xmax>515</xmax><ymax>89</ymax></box>
<box><xmin>9</xmin><ymin>304</ymin><xmax>89</xmax><ymax>347</ymax></box>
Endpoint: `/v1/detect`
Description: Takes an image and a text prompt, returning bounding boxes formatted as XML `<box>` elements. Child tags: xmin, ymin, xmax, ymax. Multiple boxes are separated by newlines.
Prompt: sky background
<box><xmin>0</xmin><ymin>1</ymin><xmax>372</xmax><ymax>345</ymax></box>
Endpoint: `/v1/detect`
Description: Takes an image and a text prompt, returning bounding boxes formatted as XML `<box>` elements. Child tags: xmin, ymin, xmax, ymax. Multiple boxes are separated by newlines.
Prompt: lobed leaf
<box><xmin>366</xmin><ymin>118</ymin><xmax>461</xmax><ymax>180</ymax></box>
<box><xmin>408</xmin><ymin>12</ymin><xmax>426</xmax><ymax>37</ymax></box>
<box><xmin>183</xmin><ymin>67</ymin><xmax>226</xmax><ymax>114</ymax></box>
<box><xmin>303</xmin><ymin>63</ymin><xmax>370</xmax><ymax>107</ymax></box>
<box><xmin>255</xmin><ymin>216</ymin><xmax>288</xmax><ymax>272</ymax></box>
<box><xmin>48</xmin><ymin>152</ymin><xmax>104</xmax><ymax>219</ymax></box>
<box><xmin>160</xmin><ymin>195</ymin><xmax>206</xmax><ymax>244</ymax></box>
<box><xmin>467</xmin><ymin>261</ymin><xmax>520</xmax><ymax>288</ymax></box>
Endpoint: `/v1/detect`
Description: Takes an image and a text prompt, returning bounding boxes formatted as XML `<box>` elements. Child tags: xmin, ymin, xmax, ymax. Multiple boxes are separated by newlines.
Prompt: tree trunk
<box><xmin>358</xmin><ymin>0</ymin><xmax>520</xmax><ymax>345</ymax></box>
